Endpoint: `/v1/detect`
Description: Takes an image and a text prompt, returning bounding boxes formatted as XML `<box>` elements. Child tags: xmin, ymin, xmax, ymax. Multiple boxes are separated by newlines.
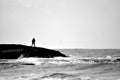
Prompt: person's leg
<box><xmin>32</xmin><ymin>43</ymin><xmax>33</xmax><ymax>47</ymax></box>
<box><xmin>33</xmin><ymin>43</ymin><xmax>35</xmax><ymax>47</ymax></box>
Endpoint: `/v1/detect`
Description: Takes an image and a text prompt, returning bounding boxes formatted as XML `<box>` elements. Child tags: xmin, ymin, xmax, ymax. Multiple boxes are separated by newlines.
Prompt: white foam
<box><xmin>14</xmin><ymin>56</ymin><xmax>120</xmax><ymax>65</ymax></box>
<box><xmin>80</xmin><ymin>76</ymin><xmax>90</xmax><ymax>80</ymax></box>
<box><xmin>16</xmin><ymin>57</ymin><xmax>43</xmax><ymax>65</ymax></box>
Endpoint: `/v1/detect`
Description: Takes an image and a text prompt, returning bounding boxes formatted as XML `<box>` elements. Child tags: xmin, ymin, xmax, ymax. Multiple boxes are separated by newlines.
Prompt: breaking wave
<box><xmin>13</xmin><ymin>55</ymin><xmax>120</xmax><ymax>65</ymax></box>
<box><xmin>14</xmin><ymin>73</ymin><xmax>91</xmax><ymax>80</ymax></box>
<box><xmin>1</xmin><ymin>56</ymin><xmax>120</xmax><ymax>80</ymax></box>
<box><xmin>13</xmin><ymin>72</ymin><xmax>120</xmax><ymax>80</ymax></box>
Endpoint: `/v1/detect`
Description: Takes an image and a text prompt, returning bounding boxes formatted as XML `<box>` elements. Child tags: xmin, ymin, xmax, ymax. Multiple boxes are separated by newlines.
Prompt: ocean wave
<box><xmin>14</xmin><ymin>73</ymin><xmax>91</xmax><ymax>80</ymax></box>
<box><xmin>14</xmin><ymin>73</ymin><xmax>40</xmax><ymax>80</ymax></box>
<box><xmin>10</xmin><ymin>56</ymin><xmax>120</xmax><ymax>65</ymax></box>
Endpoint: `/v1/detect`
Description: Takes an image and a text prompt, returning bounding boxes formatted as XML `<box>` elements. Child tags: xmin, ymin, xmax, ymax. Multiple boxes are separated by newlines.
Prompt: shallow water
<box><xmin>0</xmin><ymin>49</ymin><xmax>120</xmax><ymax>80</ymax></box>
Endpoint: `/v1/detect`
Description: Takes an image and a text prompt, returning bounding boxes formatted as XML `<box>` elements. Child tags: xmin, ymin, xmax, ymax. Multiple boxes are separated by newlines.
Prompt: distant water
<box><xmin>0</xmin><ymin>49</ymin><xmax>120</xmax><ymax>80</ymax></box>
<box><xmin>58</xmin><ymin>49</ymin><xmax>120</xmax><ymax>58</ymax></box>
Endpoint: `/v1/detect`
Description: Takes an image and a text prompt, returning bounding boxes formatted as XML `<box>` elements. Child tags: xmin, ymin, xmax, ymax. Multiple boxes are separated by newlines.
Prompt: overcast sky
<box><xmin>0</xmin><ymin>0</ymin><xmax>120</xmax><ymax>49</ymax></box>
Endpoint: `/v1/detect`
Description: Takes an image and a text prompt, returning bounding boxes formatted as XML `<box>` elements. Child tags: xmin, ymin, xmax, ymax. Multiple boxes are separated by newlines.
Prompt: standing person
<box><xmin>32</xmin><ymin>38</ymin><xmax>36</xmax><ymax>47</ymax></box>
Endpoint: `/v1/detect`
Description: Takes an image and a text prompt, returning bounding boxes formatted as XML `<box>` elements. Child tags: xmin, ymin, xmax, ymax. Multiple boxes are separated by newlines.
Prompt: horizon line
<box><xmin>0</xmin><ymin>43</ymin><xmax>120</xmax><ymax>49</ymax></box>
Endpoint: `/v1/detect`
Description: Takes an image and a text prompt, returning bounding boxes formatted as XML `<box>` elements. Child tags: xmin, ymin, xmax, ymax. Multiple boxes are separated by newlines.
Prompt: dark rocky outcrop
<box><xmin>0</xmin><ymin>44</ymin><xmax>67</xmax><ymax>59</ymax></box>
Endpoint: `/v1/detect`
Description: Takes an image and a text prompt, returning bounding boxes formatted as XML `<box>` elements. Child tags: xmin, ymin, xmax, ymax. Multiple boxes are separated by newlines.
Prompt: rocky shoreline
<box><xmin>0</xmin><ymin>44</ymin><xmax>67</xmax><ymax>59</ymax></box>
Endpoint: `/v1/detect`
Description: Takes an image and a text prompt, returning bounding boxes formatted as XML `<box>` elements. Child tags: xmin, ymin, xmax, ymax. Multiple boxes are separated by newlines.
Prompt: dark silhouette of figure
<box><xmin>32</xmin><ymin>38</ymin><xmax>35</xmax><ymax>47</ymax></box>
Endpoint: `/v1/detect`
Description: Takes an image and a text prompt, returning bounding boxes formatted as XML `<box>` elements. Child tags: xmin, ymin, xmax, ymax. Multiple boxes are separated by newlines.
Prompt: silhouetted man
<box><xmin>32</xmin><ymin>38</ymin><xmax>35</xmax><ymax>47</ymax></box>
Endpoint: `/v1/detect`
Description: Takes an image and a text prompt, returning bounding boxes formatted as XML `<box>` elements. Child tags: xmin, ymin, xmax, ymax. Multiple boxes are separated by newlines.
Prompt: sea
<box><xmin>0</xmin><ymin>49</ymin><xmax>120</xmax><ymax>80</ymax></box>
